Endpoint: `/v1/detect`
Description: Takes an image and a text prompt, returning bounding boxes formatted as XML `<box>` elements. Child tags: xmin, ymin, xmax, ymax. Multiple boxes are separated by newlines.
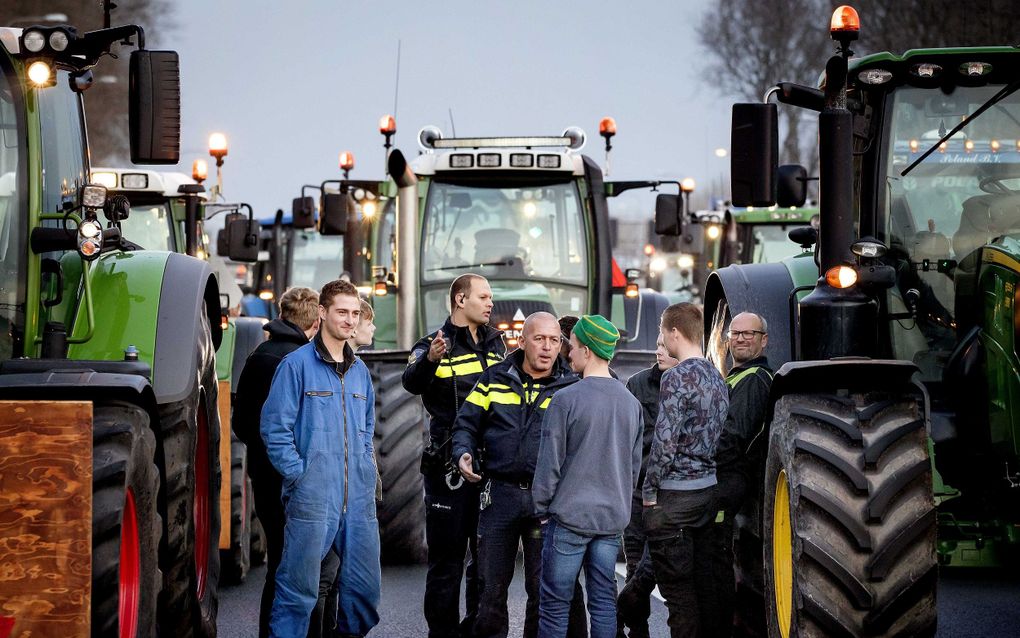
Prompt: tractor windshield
<box><xmin>289</xmin><ymin>230</ymin><xmax>345</xmax><ymax>290</ymax></box>
<box><xmin>0</xmin><ymin>56</ymin><xmax>24</xmax><ymax>359</ymax></box>
<box><xmin>883</xmin><ymin>83</ymin><xmax>1020</xmax><ymax>377</ymax></box>
<box><xmin>120</xmin><ymin>202</ymin><xmax>175</xmax><ymax>251</ymax></box>
<box><xmin>420</xmin><ymin>179</ymin><xmax>589</xmax><ymax>329</ymax></box>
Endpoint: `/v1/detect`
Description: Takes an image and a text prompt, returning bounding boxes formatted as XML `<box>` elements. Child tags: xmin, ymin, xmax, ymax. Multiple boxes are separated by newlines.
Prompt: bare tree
<box><xmin>697</xmin><ymin>0</ymin><xmax>830</xmax><ymax>167</ymax></box>
<box><xmin>1</xmin><ymin>0</ymin><xmax>177</xmax><ymax>164</ymax></box>
<box><xmin>854</xmin><ymin>0</ymin><xmax>1020</xmax><ymax>53</ymax></box>
<box><xmin>698</xmin><ymin>0</ymin><xmax>1020</xmax><ymax>187</ymax></box>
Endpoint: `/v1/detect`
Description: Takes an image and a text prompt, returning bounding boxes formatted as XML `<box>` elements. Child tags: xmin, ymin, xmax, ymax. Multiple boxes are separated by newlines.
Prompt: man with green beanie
<box><xmin>533</xmin><ymin>315</ymin><xmax>643</xmax><ymax>638</ymax></box>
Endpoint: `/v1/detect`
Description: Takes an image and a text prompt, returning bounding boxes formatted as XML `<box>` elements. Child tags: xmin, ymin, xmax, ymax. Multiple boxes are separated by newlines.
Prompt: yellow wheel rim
<box><xmin>773</xmin><ymin>469</ymin><xmax>793</xmax><ymax>638</ymax></box>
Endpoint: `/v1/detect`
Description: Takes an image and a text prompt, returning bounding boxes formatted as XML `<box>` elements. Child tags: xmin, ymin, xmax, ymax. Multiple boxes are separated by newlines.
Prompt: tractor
<box><xmin>0</xmin><ymin>20</ymin><xmax>224</xmax><ymax>637</ymax></box>
<box><xmin>704</xmin><ymin>6</ymin><xmax>1020</xmax><ymax>636</ymax></box>
<box><xmin>718</xmin><ymin>205</ymin><xmax>819</xmax><ymax>267</ymax></box>
<box><xmin>92</xmin><ymin>166</ymin><xmax>269</xmax><ymax>584</ymax></box>
<box><xmin>287</xmin><ymin>122</ymin><xmax>676</xmax><ymax>561</ymax></box>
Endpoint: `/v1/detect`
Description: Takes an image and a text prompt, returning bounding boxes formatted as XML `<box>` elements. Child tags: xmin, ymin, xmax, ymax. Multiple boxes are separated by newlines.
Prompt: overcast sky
<box><xmin>171</xmin><ymin>0</ymin><xmax>733</xmax><ymax>221</ymax></box>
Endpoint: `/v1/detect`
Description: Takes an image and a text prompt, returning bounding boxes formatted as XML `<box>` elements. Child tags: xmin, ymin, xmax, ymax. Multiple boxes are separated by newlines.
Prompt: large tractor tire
<box><xmin>92</xmin><ymin>401</ymin><xmax>162</xmax><ymax>638</ymax></box>
<box><xmin>157</xmin><ymin>320</ymin><xmax>222</xmax><ymax>638</ymax></box>
<box><xmin>366</xmin><ymin>357</ymin><xmax>427</xmax><ymax>564</ymax></box>
<box><xmin>220</xmin><ymin>437</ymin><xmax>251</xmax><ymax>584</ymax></box>
<box><xmin>763</xmin><ymin>393</ymin><xmax>937</xmax><ymax>638</ymax></box>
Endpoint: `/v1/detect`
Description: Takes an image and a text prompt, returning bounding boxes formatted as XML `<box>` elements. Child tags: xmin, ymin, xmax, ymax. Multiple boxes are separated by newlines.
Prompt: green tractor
<box><xmin>718</xmin><ymin>205</ymin><xmax>819</xmax><ymax>267</ymax></box>
<box><xmin>0</xmin><ymin>21</ymin><xmax>224</xmax><ymax>637</ymax></box>
<box><xmin>92</xmin><ymin>166</ymin><xmax>269</xmax><ymax>584</ymax></box>
<box><xmin>295</xmin><ymin>123</ymin><xmax>677</xmax><ymax>561</ymax></box>
<box><xmin>705</xmin><ymin>6</ymin><xmax>1020</xmax><ymax>636</ymax></box>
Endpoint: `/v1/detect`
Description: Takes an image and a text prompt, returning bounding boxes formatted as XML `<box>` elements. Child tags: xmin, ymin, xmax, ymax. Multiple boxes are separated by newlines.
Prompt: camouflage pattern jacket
<box><xmin>642</xmin><ymin>357</ymin><xmax>729</xmax><ymax>502</ymax></box>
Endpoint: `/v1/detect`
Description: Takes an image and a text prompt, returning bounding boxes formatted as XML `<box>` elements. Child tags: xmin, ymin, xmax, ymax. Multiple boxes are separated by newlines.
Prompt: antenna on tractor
<box><xmin>448</xmin><ymin>108</ymin><xmax>457</xmax><ymax>137</ymax></box>
<box><xmin>103</xmin><ymin>1</ymin><xmax>118</xmax><ymax>29</ymax></box>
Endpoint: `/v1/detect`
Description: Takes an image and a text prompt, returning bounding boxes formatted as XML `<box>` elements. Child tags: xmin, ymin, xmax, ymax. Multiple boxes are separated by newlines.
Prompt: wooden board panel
<box><xmin>218</xmin><ymin>380</ymin><xmax>232</xmax><ymax>549</ymax></box>
<box><xmin>0</xmin><ymin>401</ymin><xmax>92</xmax><ymax>638</ymax></box>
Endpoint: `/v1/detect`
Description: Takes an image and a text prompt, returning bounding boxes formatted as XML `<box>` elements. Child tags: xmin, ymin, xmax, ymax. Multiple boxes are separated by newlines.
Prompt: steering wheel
<box><xmin>979</xmin><ymin>176</ymin><xmax>1020</xmax><ymax>195</ymax></box>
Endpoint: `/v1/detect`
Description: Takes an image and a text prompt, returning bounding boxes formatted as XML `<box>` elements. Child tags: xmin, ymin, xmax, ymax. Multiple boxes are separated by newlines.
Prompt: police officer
<box><xmin>452</xmin><ymin>311</ymin><xmax>578</xmax><ymax>638</ymax></box>
<box><xmin>713</xmin><ymin>311</ymin><xmax>774</xmax><ymax>635</ymax></box>
<box><xmin>403</xmin><ymin>273</ymin><xmax>505</xmax><ymax>638</ymax></box>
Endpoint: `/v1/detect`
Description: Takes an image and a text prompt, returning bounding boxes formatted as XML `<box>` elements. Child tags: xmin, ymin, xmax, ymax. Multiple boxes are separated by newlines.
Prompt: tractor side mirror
<box><xmin>291</xmin><ymin>196</ymin><xmax>316</xmax><ymax>229</ymax></box>
<box><xmin>226</xmin><ymin>215</ymin><xmax>259</xmax><ymax>262</ymax></box>
<box><xmin>654</xmin><ymin>194</ymin><xmax>682</xmax><ymax>236</ymax></box>
<box><xmin>681</xmin><ymin>223</ymin><xmax>705</xmax><ymax>255</ymax></box>
<box><xmin>731</xmin><ymin>103</ymin><xmax>778</xmax><ymax>207</ymax></box>
<box><xmin>216</xmin><ymin>228</ymin><xmax>229</xmax><ymax>256</ymax></box>
<box><xmin>129</xmin><ymin>50</ymin><xmax>181</xmax><ymax>164</ymax></box>
<box><xmin>789</xmin><ymin>226</ymin><xmax>818</xmax><ymax>248</ymax></box>
<box><xmin>319</xmin><ymin>193</ymin><xmax>351</xmax><ymax>236</ymax></box>
<box><xmin>777</xmin><ymin>164</ymin><xmax>808</xmax><ymax>208</ymax></box>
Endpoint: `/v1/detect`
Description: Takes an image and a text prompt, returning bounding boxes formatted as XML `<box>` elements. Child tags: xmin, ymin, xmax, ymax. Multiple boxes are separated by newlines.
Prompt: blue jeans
<box><xmin>538</xmin><ymin>519</ymin><xmax>619</xmax><ymax>638</ymax></box>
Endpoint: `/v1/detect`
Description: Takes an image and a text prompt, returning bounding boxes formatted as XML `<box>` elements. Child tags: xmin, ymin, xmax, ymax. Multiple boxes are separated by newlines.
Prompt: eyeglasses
<box><xmin>727</xmin><ymin>330</ymin><xmax>766</xmax><ymax>341</ymax></box>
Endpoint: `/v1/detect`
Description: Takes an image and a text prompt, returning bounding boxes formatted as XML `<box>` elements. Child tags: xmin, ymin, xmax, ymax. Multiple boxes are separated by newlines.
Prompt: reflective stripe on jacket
<box><xmin>402</xmin><ymin>317</ymin><xmax>506</xmax><ymax>442</ymax></box>
<box><xmin>451</xmin><ymin>350</ymin><xmax>577</xmax><ymax>482</ymax></box>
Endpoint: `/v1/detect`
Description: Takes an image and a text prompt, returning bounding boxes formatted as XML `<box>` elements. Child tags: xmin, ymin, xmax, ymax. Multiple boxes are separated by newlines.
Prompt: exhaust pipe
<box><xmin>389</xmin><ymin>149</ymin><xmax>419</xmax><ymax>350</ymax></box>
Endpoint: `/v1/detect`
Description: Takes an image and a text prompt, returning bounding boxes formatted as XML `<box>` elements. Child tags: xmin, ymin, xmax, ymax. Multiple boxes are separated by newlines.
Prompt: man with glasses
<box><xmin>712</xmin><ymin>312</ymin><xmax>774</xmax><ymax>635</ymax></box>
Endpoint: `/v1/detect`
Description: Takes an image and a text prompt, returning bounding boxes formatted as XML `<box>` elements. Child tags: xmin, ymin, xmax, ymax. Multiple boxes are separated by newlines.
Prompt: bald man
<box><xmin>452</xmin><ymin>312</ymin><xmax>579</xmax><ymax>638</ymax></box>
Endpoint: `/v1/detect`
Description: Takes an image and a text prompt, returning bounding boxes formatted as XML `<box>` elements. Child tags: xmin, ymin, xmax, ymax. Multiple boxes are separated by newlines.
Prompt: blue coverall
<box><xmin>261</xmin><ymin>339</ymin><xmax>381</xmax><ymax>637</ymax></box>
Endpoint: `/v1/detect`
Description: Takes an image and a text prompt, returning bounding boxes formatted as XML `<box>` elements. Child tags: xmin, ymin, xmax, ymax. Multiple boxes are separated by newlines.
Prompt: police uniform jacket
<box><xmin>451</xmin><ymin>350</ymin><xmax>577</xmax><ymax>484</ymax></box>
<box><xmin>402</xmin><ymin>316</ymin><xmax>506</xmax><ymax>444</ymax></box>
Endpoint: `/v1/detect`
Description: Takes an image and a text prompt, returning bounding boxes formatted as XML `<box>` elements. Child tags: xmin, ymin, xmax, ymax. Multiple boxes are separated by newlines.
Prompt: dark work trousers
<box><xmin>703</xmin><ymin>472</ymin><xmax>747</xmax><ymax>638</ymax></box>
<box><xmin>255</xmin><ymin>471</ymin><xmax>285</xmax><ymax>638</ymax></box>
<box><xmin>473</xmin><ymin>480</ymin><xmax>589</xmax><ymax>638</ymax></box>
<box><xmin>643</xmin><ymin>487</ymin><xmax>720</xmax><ymax>638</ymax></box>
<box><xmin>425</xmin><ymin>471</ymin><xmax>481</xmax><ymax>638</ymax></box>
<box><xmin>313</xmin><ymin>549</ymin><xmax>341</xmax><ymax>637</ymax></box>
<box><xmin>617</xmin><ymin>495</ymin><xmax>656</xmax><ymax>638</ymax></box>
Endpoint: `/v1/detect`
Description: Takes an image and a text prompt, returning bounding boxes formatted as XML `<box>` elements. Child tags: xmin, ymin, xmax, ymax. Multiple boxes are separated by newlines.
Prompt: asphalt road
<box><xmin>218</xmin><ymin>561</ymin><xmax>1020</xmax><ymax>637</ymax></box>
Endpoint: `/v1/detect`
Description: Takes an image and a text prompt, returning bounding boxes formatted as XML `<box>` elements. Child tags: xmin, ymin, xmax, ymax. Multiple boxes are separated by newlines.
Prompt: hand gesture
<box><xmin>458</xmin><ymin>452</ymin><xmax>482</xmax><ymax>483</ymax></box>
<box><xmin>428</xmin><ymin>330</ymin><xmax>448</xmax><ymax>363</ymax></box>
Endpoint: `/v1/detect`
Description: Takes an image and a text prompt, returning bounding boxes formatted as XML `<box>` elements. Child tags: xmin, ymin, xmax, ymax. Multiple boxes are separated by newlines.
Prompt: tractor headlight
<box><xmin>48</xmin><ymin>30</ymin><xmax>70</xmax><ymax>52</ymax></box>
<box><xmin>81</xmin><ymin>184</ymin><xmax>108</xmax><ymax>209</ymax></box>
<box><xmin>22</xmin><ymin>30</ymin><xmax>46</xmax><ymax>53</ymax></box>
<box><xmin>27</xmin><ymin>61</ymin><xmax>53</xmax><ymax>87</ymax></box>
<box><xmin>78</xmin><ymin>219</ymin><xmax>103</xmax><ymax>261</ymax></box>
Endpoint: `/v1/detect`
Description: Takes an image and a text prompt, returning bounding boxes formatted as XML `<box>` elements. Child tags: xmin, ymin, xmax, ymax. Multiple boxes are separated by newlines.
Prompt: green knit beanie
<box><xmin>571</xmin><ymin>314</ymin><xmax>620</xmax><ymax>361</ymax></box>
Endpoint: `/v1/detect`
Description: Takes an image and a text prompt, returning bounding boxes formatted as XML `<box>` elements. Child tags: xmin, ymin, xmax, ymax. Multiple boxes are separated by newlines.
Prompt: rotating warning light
<box><xmin>830</xmin><ymin>6</ymin><xmax>860</xmax><ymax>37</ymax></box>
<box><xmin>599</xmin><ymin>117</ymin><xmax>617</xmax><ymax>137</ymax></box>
<box><xmin>379</xmin><ymin>114</ymin><xmax>396</xmax><ymax>135</ymax></box>
<box><xmin>339</xmin><ymin>151</ymin><xmax>355</xmax><ymax>172</ymax></box>
<box><xmin>208</xmin><ymin>133</ymin><xmax>228</xmax><ymax>160</ymax></box>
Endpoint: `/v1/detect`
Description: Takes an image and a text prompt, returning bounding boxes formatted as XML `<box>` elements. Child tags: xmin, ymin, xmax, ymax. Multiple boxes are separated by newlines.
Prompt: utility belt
<box><xmin>489</xmin><ymin>474</ymin><xmax>533</xmax><ymax>490</ymax></box>
<box><xmin>421</xmin><ymin>426</ymin><xmax>470</xmax><ymax>490</ymax></box>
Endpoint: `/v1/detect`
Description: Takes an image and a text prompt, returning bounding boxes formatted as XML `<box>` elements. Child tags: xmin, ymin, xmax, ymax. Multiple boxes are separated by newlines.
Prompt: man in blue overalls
<box><xmin>261</xmin><ymin>279</ymin><xmax>380</xmax><ymax>638</ymax></box>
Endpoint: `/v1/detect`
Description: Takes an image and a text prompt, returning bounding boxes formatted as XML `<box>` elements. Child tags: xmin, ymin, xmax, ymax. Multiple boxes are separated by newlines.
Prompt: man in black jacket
<box><xmin>233</xmin><ymin>286</ymin><xmax>321</xmax><ymax>638</ymax></box>
<box><xmin>617</xmin><ymin>333</ymin><xmax>678</xmax><ymax>638</ymax></box>
<box><xmin>453</xmin><ymin>311</ymin><xmax>577</xmax><ymax>638</ymax></box>
<box><xmin>713</xmin><ymin>311</ymin><xmax>774</xmax><ymax>635</ymax></box>
<box><xmin>402</xmin><ymin>274</ymin><xmax>505</xmax><ymax>638</ymax></box>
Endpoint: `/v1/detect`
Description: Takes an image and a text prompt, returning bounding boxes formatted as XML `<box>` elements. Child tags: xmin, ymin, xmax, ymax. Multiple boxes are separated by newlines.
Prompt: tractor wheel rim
<box><xmin>773</xmin><ymin>469</ymin><xmax>793</xmax><ymax>638</ymax></box>
<box><xmin>119</xmin><ymin>488</ymin><xmax>140</xmax><ymax>638</ymax></box>
<box><xmin>193</xmin><ymin>404</ymin><xmax>210</xmax><ymax>601</ymax></box>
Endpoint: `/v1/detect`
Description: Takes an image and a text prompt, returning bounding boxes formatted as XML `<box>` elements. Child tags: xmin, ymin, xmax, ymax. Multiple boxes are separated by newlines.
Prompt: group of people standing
<box><xmin>234</xmin><ymin>270</ymin><xmax>774</xmax><ymax>638</ymax></box>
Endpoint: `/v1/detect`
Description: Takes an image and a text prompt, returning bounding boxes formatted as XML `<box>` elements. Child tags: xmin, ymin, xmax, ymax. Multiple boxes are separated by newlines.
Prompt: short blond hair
<box><xmin>359</xmin><ymin>298</ymin><xmax>374</xmax><ymax>321</ymax></box>
<box><xmin>279</xmin><ymin>287</ymin><xmax>319</xmax><ymax>330</ymax></box>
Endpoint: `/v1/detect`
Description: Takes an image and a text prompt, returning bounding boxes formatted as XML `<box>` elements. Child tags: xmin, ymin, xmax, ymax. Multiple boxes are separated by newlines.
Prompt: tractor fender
<box><xmin>704</xmin><ymin>263</ymin><xmax>799</xmax><ymax>368</ymax></box>
<box><xmin>153</xmin><ymin>252</ymin><xmax>222</xmax><ymax>404</ymax></box>
<box><xmin>66</xmin><ymin>251</ymin><xmax>221</xmax><ymax>405</ymax></box>
<box><xmin>0</xmin><ymin>368</ymin><xmax>160</xmax><ymax>425</ymax></box>
<box><xmin>765</xmin><ymin>358</ymin><xmax>927</xmax><ymax>429</ymax></box>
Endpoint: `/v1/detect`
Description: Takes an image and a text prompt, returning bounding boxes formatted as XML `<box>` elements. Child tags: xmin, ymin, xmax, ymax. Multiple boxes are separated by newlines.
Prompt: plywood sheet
<box><xmin>0</xmin><ymin>401</ymin><xmax>92</xmax><ymax>638</ymax></box>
